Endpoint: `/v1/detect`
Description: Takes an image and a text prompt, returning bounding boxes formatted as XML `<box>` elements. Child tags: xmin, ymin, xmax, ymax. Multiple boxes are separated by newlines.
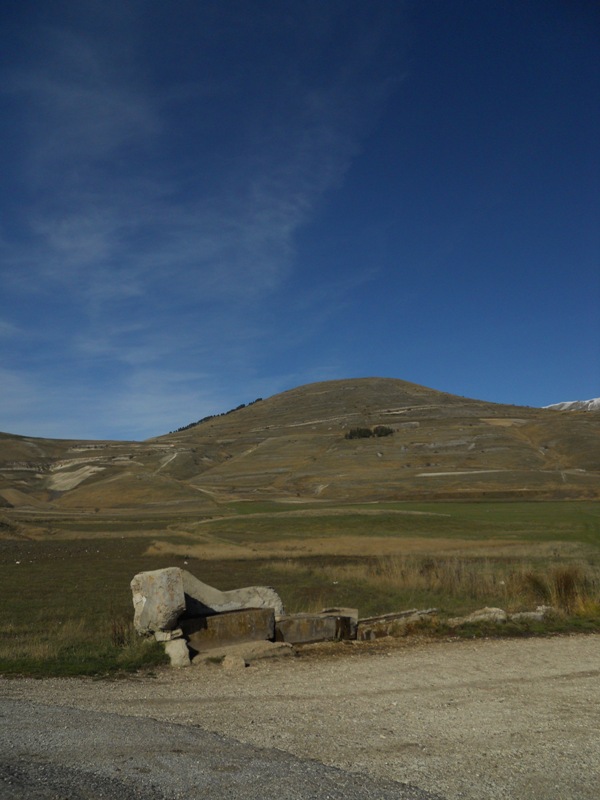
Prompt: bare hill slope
<box><xmin>1</xmin><ymin>378</ymin><xmax>599</xmax><ymax>522</ymax></box>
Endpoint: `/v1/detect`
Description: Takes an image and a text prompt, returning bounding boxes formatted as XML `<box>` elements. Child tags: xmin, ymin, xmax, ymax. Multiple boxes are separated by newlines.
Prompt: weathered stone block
<box><xmin>182</xmin><ymin>608</ymin><xmax>275</xmax><ymax>653</ymax></box>
<box><xmin>181</xmin><ymin>570</ymin><xmax>284</xmax><ymax>616</ymax></box>
<box><xmin>131</xmin><ymin>567</ymin><xmax>285</xmax><ymax>636</ymax></box>
<box><xmin>192</xmin><ymin>640</ymin><xmax>294</xmax><ymax>666</ymax></box>
<box><xmin>275</xmin><ymin>612</ymin><xmax>354</xmax><ymax>644</ymax></box>
<box><xmin>131</xmin><ymin>567</ymin><xmax>186</xmax><ymax>634</ymax></box>
<box><xmin>320</xmin><ymin>607</ymin><xmax>358</xmax><ymax>639</ymax></box>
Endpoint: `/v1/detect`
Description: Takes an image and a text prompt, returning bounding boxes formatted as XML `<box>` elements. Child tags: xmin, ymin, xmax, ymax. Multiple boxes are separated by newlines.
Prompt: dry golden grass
<box><xmin>520</xmin><ymin>564</ymin><xmax>600</xmax><ymax>612</ymax></box>
<box><xmin>144</xmin><ymin>535</ymin><xmax>589</xmax><ymax>562</ymax></box>
<box><xmin>0</xmin><ymin>618</ymin><xmax>87</xmax><ymax>662</ymax></box>
<box><xmin>143</xmin><ymin>528</ymin><xmax>600</xmax><ymax>621</ymax></box>
<box><xmin>270</xmin><ymin>554</ymin><xmax>600</xmax><ymax>614</ymax></box>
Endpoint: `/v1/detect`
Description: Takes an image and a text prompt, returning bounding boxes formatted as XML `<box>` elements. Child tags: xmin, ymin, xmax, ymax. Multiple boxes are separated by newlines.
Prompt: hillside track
<box><xmin>2</xmin><ymin>634</ymin><xmax>599</xmax><ymax>800</ymax></box>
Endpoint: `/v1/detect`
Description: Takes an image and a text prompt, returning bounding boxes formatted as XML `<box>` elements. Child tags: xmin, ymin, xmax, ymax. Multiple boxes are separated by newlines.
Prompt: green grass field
<box><xmin>191</xmin><ymin>500</ymin><xmax>600</xmax><ymax>545</ymax></box>
<box><xmin>1</xmin><ymin>500</ymin><xmax>599</xmax><ymax>676</ymax></box>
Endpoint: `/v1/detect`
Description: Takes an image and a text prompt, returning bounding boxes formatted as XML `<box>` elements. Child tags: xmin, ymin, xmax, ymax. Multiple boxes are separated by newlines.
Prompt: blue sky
<box><xmin>1</xmin><ymin>0</ymin><xmax>598</xmax><ymax>440</ymax></box>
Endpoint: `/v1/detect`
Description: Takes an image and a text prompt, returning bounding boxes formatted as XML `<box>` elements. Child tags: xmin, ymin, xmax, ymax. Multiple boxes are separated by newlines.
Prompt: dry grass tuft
<box><xmin>521</xmin><ymin>565</ymin><xmax>597</xmax><ymax>612</ymax></box>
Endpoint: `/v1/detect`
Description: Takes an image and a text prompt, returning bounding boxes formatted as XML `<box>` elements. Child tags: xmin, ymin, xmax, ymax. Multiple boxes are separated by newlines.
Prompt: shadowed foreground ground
<box><xmin>0</xmin><ymin>700</ymin><xmax>438</xmax><ymax>800</ymax></box>
<box><xmin>2</xmin><ymin>634</ymin><xmax>599</xmax><ymax>799</ymax></box>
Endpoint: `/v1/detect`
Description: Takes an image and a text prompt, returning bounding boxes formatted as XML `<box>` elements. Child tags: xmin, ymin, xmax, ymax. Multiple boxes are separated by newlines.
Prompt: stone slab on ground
<box><xmin>191</xmin><ymin>640</ymin><xmax>294</xmax><ymax>665</ymax></box>
<box><xmin>509</xmin><ymin>605</ymin><xmax>557</xmax><ymax>623</ymax></box>
<box><xmin>446</xmin><ymin>606</ymin><xmax>507</xmax><ymax>627</ymax></box>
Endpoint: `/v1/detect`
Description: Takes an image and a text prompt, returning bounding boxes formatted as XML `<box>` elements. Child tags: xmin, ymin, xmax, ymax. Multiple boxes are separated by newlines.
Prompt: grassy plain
<box><xmin>1</xmin><ymin>500</ymin><xmax>600</xmax><ymax>676</ymax></box>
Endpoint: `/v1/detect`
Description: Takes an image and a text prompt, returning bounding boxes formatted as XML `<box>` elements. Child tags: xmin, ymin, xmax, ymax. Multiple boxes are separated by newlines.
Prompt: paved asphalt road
<box><xmin>0</xmin><ymin>699</ymin><xmax>443</xmax><ymax>800</ymax></box>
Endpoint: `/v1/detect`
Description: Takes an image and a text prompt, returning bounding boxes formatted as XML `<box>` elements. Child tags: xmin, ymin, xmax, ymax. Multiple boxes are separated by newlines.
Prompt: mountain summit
<box><xmin>544</xmin><ymin>398</ymin><xmax>600</xmax><ymax>412</ymax></box>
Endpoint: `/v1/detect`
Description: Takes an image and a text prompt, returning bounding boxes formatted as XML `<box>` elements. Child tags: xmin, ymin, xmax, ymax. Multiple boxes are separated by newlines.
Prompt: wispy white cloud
<box><xmin>4</xmin><ymin>7</ymin><xmax>394</xmax><ymax>301</ymax></box>
<box><xmin>0</xmin><ymin>3</ymin><xmax>403</xmax><ymax>437</ymax></box>
<box><xmin>7</xmin><ymin>24</ymin><xmax>160</xmax><ymax>171</ymax></box>
<box><xmin>0</xmin><ymin>320</ymin><xmax>20</xmax><ymax>339</ymax></box>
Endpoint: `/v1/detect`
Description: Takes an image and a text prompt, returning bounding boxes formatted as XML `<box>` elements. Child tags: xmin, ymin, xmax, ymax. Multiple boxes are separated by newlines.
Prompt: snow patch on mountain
<box><xmin>544</xmin><ymin>398</ymin><xmax>600</xmax><ymax>412</ymax></box>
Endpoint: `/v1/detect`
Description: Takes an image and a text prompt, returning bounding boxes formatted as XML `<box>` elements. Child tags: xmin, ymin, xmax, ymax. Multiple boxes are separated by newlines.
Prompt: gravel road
<box><xmin>0</xmin><ymin>700</ymin><xmax>438</xmax><ymax>800</ymax></box>
<box><xmin>2</xmin><ymin>634</ymin><xmax>599</xmax><ymax>799</ymax></box>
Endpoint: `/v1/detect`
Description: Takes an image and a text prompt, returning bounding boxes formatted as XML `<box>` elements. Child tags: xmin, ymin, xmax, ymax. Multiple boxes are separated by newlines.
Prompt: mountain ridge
<box><xmin>1</xmin><ymin>378</ymin><xmax>599</xmax><ymax>528</ymax></box>
<box><xmin>544</xmin><ymin>397</ymin><xmax>600</xmax><ymax>412</ymax></box>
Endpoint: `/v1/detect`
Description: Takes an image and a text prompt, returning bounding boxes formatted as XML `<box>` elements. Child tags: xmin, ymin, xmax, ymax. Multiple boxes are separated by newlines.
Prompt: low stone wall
<box><xmin>130</xmin><ymin>568</ymin><xmax>558</xmax><ymax>668</ymax></box>
<box><xmin>356</xmin><ymin>608</ymin><xmax>438</xmax><ymax>641</ymax></box>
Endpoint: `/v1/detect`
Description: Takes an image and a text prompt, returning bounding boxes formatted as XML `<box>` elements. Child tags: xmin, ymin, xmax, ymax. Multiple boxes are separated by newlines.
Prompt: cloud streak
<box><xmin>4</xmin><ymin>4</ymin><xmax>395</xmax><ymax>299</ymax></box>
<box><xmin>0</xmin><ymin>2</ymin><xmax>403</xmax><ymax>437</ymax></box>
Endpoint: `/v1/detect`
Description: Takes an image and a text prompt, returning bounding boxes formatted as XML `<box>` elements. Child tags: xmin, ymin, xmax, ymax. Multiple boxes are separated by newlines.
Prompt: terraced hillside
<box><xmin>1</xmin><ymin>378</ymin><xmax>599</xmax><ymax>533</ymax></box>
<box><xmin>159</xmin><ymin>378</ymin><xmax>600</xmax><ymax>502</ymax></box>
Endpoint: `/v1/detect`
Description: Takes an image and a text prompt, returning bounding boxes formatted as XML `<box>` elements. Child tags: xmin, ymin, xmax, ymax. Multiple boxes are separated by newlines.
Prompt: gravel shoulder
<box><xmin>2</xmin><ymin>634</ymin><xmax>599</xmax><ymax>800</ymax></box>
<box><xmin>0</xmin><ymin>700</ymin><xmax>437</xmax><ymax>800</ymax></box>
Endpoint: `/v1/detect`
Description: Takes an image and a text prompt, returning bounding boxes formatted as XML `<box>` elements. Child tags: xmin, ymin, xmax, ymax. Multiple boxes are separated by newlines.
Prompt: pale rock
<box><xmin>131</xmin><ymin>567</ymin><xmax>285</xmax><ymax>636</ymax></box>
<box><xmin>510</xmin><ymin>606</ymin><xmax>557</xmax><ymax>623</ymax></box>
<box><xmin>466</xmin><ymin>607</ymin><xmax>507</xmax><ymax>623</ymax></box>
<box><xmin>131</xmin><ymin>567</ymin><xmax>185</xmax><ymax>634</ymax></box>
<box><xmin>163</xmin><ymin>638</ymin><xmax>190</xmax><ymax>668</ymax></box>
<box><xmin>447</xmin><ymin>607</ymin><xmax>507</xmax><ymax>627</ymax></box>
<box><xmin>181</xmin><ymin>570</ymin><xmax>284</xmax><ymax>616</ymax></box>
<box><xmin>222</xmin><ymin>654</ymin><xmax>247</xmax><ymax>670</ymax></box>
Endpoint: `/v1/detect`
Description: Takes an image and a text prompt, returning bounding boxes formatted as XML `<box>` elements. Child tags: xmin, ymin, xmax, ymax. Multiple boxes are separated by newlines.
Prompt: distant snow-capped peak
<box><xmin>544</xmin><ymin>397</ymin><xmax>600</xmax><ymax>412</ymax></box>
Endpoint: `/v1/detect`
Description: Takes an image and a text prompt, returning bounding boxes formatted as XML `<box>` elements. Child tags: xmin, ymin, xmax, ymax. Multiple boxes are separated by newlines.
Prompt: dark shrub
<box><xmin>345</xmin><ymin>427</ymin><xmax>375</xmax><ymax>440</ymax></box>
<box><xmin>373</xmin><ymin>426</ymin><xmax>394</xmax><ymax>437</ymax></box>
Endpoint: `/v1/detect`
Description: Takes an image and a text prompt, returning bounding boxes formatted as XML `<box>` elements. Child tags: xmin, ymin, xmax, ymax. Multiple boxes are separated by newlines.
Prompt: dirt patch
<box><xmin>47</xmin><ymin>465</ymin><xmax>106</xmax><ymax>491</ymax></box>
